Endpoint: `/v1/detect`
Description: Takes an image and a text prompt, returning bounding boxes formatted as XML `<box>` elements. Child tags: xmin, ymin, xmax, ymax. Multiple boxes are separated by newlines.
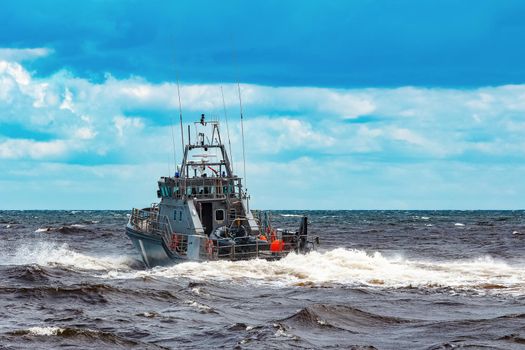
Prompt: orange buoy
<box><xmin>259</xmin><ymin>235</ymin><xmax>267</xmax><ymax>241</ymax></box>
<box><xmin>270</xmin><ymin>239</ymin><xmax>284</xmax><ymax>252</ymax></box>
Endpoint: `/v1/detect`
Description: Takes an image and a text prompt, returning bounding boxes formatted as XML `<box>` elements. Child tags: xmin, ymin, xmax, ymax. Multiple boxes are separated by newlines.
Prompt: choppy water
<box><xmin>1</xmin><ymin>210</ymin><xmax>525</xmax><ymax>349</ymax></box>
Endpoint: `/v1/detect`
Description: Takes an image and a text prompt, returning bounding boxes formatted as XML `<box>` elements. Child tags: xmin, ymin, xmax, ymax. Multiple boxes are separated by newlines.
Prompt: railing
<box><xmin>130</xmin><ymin>208</ymin><xmax>196</xmax><ymax>257</ymax></box>
<box><xmin>205</xmin><ymin>232</ymin><xmax>310</xmax><ymax>261</ymax></box>
<box><xmin>130</xmin><ymin>208</ymin><xmax>175</xmax><ymax>249</ymax></box>
<box><xmin>159</xmin><ymin>176</ymin><xmax>244</xmax><ymax>200</ymax></box>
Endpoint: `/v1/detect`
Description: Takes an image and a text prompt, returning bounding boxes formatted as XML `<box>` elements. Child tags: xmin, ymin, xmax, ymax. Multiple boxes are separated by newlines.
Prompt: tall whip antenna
<box><xmin>176</xmin><ymin>73</ymin><xmax>185</xmax><ymax>165</ymax></box>
<box><xmin>237</xmin><ymin>82</ymin><xmax>247</xmax><ymax>190</ymax></box>
<box><xmin>169</xmin><ymin>97</ymin><xmax>177</xmax><ymax>173</ymax></box>
<box><xmin>231</xmin><ymin>36</ymin><xmax>247</xmax><ymax>192</ymax></box>
<box><xmin>220</xmin><ymin>85</ymin><xmax>234</xmax><ymax>172</ymax></box>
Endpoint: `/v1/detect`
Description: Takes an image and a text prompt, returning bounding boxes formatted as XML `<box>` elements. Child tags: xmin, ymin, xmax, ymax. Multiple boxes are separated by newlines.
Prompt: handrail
<box><xmin>159</xmin><ymin>176</ymin><xmax>243</xmax><ymax>200</ymax></box>
<box><xmin>160</xmin><ymin>215</ymin><xmax>174</xmax><ymax>249</ymax></box>
<box><xmin>130</xmin><ymin>207</ymin><xmax>204</xmax><ymax>240</ymax></box>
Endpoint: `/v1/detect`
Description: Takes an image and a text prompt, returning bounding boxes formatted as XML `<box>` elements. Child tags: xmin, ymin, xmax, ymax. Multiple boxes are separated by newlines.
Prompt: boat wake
<box><xmin>3</xmin><ymin>242</ymin><xmax>524</xmax><ymax>295</ymax></box>
<box><xmin>1</xmin><ymin>241</ymin><xmax>135</xmax><ymax>271</ymax></box>
<box><xmin>107</xmin><ymin>248</ymin><xmax>525</xmax><ymax>295</ymax></box>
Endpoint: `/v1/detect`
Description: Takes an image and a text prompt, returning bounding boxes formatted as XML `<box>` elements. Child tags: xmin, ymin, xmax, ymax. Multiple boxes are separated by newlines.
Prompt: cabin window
<box><xmin>215</xmin><ymin>209</ymin><xmax>225</xmax><ymax>222</ymax></box>
<box><xmin>160</xmin><ymin>185</ymin><xmax>172</xmax><ymax>198</ymax></box>
<box><xmin>173</xmin><ymin>210</ymin><xmax>178</xmax><ymax>221</ymax></box>
<box><xmin>179</xmin><ymin>210</ymin><xmax>182</xmax><ymax>221</ymax></box>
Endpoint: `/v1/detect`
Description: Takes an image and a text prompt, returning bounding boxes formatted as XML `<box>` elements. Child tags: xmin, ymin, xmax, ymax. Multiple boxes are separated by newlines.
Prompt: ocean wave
<box><xmin>26</xmin><ymin>326</ymin><xmax>65</xmax><ymax>336</ymax></box>
<box><xmin>281</xmin><ymin>304</ymin><xmax>409</xmax><ymax>332</ymax></box>
<box><xmin>3</xmin><ymin>264</ymin><xmax>53</xmax><ymax>283</ymax></box>
<box><xmin>1</xmin><ymin>284</ymin><xmax>111</xmax><ymax>304</ymax></box>
<box><xmin>105</xmin><ymin>248</ymin><xmax>525</xmax><ymax>295</ymax></box>
<box><xmin>2</xmin><ymin>241</ymin><xmax>134</xmax><ymax>271</ymax></box>
<box><xmin>9</xmin><ymin>326</ymin><xmax>160</xmax><ymax>348</ymax></box>
<box><xmin>34</xmin><ymin>224</ymin><xmax>91</xmax><ymax>234</ymax></box>
<box><xmin>184</xmin><ymin>299</ymin><xmax>216</xmax><ymax>314</ymax></box>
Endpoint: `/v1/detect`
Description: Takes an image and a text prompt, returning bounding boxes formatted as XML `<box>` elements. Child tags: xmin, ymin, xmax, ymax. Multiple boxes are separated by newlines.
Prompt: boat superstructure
<box><xmin>126</xmin><ymin>115</ymin><xmax>317</xmax><ymax>267</ymax></box>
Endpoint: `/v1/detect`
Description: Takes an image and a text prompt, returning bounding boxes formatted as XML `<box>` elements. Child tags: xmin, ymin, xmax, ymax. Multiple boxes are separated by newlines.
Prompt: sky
<box><xmin>1</xmin><ymin>0</ymin><xmax>525</xmax><ymax>210</ymax></box>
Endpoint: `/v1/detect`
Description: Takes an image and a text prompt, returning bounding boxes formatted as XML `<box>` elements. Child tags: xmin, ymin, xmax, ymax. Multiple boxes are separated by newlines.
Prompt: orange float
<box><xmin>270</xmin><ymin>239</ymin><xmax>284</xmax><ymax>252</ymax></box>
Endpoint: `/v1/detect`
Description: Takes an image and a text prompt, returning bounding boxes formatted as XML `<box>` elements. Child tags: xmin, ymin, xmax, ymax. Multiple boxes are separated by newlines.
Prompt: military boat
<box><xmin>126</xmin><ymin>115</ymin><xmax>318</xmax><ymax>268</ymax></box>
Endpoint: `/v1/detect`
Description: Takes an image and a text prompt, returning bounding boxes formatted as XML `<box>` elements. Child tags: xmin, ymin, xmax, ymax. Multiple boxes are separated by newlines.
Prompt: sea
<box><xmin>0</xmin><ymin>210</ymin><xmax>524</xmax><ymax>349</ymax></box>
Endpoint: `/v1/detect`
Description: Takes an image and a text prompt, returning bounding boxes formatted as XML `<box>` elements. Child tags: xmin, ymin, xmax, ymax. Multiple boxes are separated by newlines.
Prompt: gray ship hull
<box><xmin>125</xmin><ymin>225</ymin><xmax>184</xmax><ymax>267</ymax></box>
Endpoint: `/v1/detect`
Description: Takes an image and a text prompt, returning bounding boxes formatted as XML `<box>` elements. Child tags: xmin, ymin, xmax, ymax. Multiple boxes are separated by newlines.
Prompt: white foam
<box><xmin>455</xmin><ymin>223</ymin><xmax>465</xmax><ymax>227</ymax></box>
<box><xmin>27</xmin><ymin>326</ymin><xmax>64</xmax><ymax>336</ymax></box>
<box><xmin>70</xmin><ymin>224</ymin><xmax>86</xmax><ymax>228</ymax></box>
<box><xmin>3</xmin><ymin>241</ymin><xmax>133</xmax><ymax>271</ymax></box>
<box><xmin>105</xmin><ymin>248</ymin><xmax>525</xmax><ymax>295</ymax></box>
<box><xmin>280</xmin><ymin>214</ymin><xmax>302</xmax><ymax>217</ymax></box>
<box><xmin>185</xmin><ymin>300</ymin><xmax>212</xmax><ymax>312</ymax></box>
<box><xmin>35</xmin><ymin>224</ymin><xmax>86</xmax><ymax>232</ymax></box>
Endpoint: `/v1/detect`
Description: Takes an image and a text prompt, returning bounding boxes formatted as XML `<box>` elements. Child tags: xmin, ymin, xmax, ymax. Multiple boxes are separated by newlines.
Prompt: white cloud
<box><xmin>319</xmin><ymin>90</ymin><xmax>376</xmax><ymax>117</ymax></box>
<box><xmin>0</xmin><ymin>60</ymin><xmax>30</xmax><ymax>85</ymax></box>
<box><xmin>2</xmin><ymin>55</ymin><xmax>525</xmax><ymax>163</ymax></box>
<box><xmin>73</xmin><ymin>127</ymin><xmax>97</xmax><ymax>140</ymax></box>
<box><xmin>114</xmin><ymin>116</ymin><xmax>144</xmax><ymax>138</ymax></box>
<box><xmin>0</xmin><ymin>48</ymin><xmax>53</xmax><ymax>61</ymax></box>
<box><xmin>2</xmin><ymin>54</ymin><xmax>525</xmax><ymax>163</ymax></box>
<box><xmin>0</xmin><ymin>139</ymin><xmax>69</xmax><ymax>159</ymax></box>
<box><xmin>244</xmin><ymin>117</ymin><xmax>335</xmax><ymax>153</ymax></box>
<box><xmin>2</xmin><ymin>50</ymin><xmax>525</xmax><ymax>208</ymax></box>
<box><xmin>59</xmin><ymin>87</ymin><xmax>74</xmax><ymax>112</ymax></box>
